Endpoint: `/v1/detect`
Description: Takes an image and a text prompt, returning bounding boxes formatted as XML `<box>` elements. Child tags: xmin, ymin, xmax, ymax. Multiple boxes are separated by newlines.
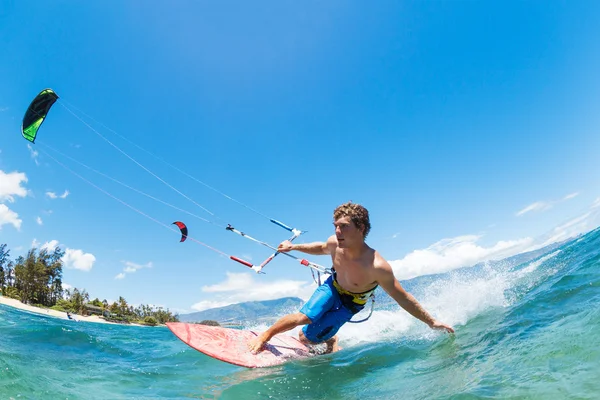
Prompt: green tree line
<box><xmin>0</xmin><ymin>244</ymin><xmax>179</xmax><ymax>326</ymax></box>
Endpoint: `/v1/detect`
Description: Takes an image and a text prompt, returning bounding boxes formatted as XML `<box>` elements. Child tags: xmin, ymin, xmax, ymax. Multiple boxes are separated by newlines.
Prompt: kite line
<box><xmin>21</xmin><ymin>88</ymin><xmax>330</xmax><ymax>277</ymax></box>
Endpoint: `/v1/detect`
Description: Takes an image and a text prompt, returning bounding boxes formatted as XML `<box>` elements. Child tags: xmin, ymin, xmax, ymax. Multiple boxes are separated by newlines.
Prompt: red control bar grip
<box><xmin>230</xmin><ymin>256</ymin><xmax>253</xmax><ymax>268</ymax></box>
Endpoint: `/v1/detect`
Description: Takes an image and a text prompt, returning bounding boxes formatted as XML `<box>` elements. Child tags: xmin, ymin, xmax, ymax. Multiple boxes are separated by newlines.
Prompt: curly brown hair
<box><xmin>333</xmin><ymin>202</ymin><xmax>371</xmax><ymax>238</ymax></box>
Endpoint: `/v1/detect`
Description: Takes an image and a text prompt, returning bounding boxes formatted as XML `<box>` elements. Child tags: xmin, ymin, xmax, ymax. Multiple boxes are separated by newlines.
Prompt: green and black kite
<box><xmin>22</xmin><ymin>88</ymin><xmax>59</xmax><ymax>143</ymax></box>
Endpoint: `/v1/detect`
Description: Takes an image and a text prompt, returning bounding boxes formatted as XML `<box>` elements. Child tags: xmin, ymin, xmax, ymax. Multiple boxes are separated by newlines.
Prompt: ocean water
<box><xmin>2</xmin><ymin>228</ymin><xmax>600</xmax><ymax>399</ymax></box>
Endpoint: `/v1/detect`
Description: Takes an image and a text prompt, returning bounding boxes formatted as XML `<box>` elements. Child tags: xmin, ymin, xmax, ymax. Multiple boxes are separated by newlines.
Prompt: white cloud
<box><xmin>123</xmin><ymin>261</ymin><xmax>152</xmax><ymax>272</ymax></box>
<box><xmin>0</xmin><ymin>204</ymin><xmax>22</xmax><ymax>230</ymax></box>
<box><xmin>62</xmin><ymin>248</ymin><xmax>96</xmax><ymax>271</ymax></box>
<box><xmin>0</xmin><ymin>170</ymin><xmax>28</xmax><ymax>202</ymax></box>
<box><xmin>519</xmin><ymin>198</ymin><xmax>600</xmax><ymax>248</ymax></box>
<box><xmin>391</xmin><ymin>199</ymin><xmax>600</xmax><ymax>282</ymax></box>
<box><xmin>27</xmin><ymin>144</ymin><xmax>39</xmax><ymax>166</ymax></box>
<box><xmin>39</xmin><ymin>240</ymin><xmax>96</xmax><ymax>271</ymax></box>
<box><xmin>516</xmin><ymin>201</ymin><xmax>552</xmax><ymax>216</ymax></box>
<box><xmin>31</xmin><ymin>238</ymin><xmax>40</xmax><ymax>248</ymax></box>
<box><xmin>201</xmin><ymin>272</ymin><xmax>255</xmax><ymax>293</ymax></box>
<box><xmin>538</xmin><ymin>212</ymin><xmax>596</xmax><ymax>247</ymax></box>
<box><xmin>62</xmin><ymin>283</ymin><xmax>73</xmax><ymax>290</ymax></box>
<box><xmin>563</xmin><ymin>192</ymin><xmax>579</xmax><ymax>201</ymax></box>
<box><xmin>516</xmin><ymin>191</ymin><xmax>580</xmax><ymax>217</ymax></box>
<box><xmin>389</xmin><ymin>235</ymin><xmax>535</xmax><ymax>281</ymax></box>
<box><xmin>46</xmin><ymin>190</ymin><xmax>69</xmax><ymax>200</ymax></box>
<box><xmin>41</xmin><ymin>240</ymin><xmax>60</xmax><ymax>251</ymax></box>
<box><xmin>36</xmin><ymin>216</ymin><xmax>43</xmax><ymax>225</ymax></box>
<box><xmin>117</xmin><ymin>260</ymin><xmax>152</xmax><ymax>278</ymax></box>
<box><xmin>190</xmin><ymin>272</ymin><xmax>319</xmax><ymax>312</ymax></box>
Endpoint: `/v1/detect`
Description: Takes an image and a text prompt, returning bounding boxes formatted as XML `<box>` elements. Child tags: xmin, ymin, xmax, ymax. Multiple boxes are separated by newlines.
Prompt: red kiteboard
<box><xmin>166</xmin><ymin>322</ymin><xmax>311</xmax><ymax>368</ymax></box>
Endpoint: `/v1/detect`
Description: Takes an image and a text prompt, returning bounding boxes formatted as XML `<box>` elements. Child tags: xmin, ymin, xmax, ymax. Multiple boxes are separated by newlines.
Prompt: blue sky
<box><xmin>1</xmin><ymin>1</ymin><xmax>600</xmax><ymax>314</ymax></box>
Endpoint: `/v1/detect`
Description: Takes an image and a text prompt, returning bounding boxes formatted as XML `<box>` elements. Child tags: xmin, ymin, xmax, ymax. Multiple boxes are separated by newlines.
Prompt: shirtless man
<box><xmin>248</xmin><ymin>202</ymin><xmax>454</xmax><ymax>354</ymax></box>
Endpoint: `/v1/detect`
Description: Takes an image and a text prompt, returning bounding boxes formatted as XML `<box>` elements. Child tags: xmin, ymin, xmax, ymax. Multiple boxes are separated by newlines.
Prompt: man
<box><xmin>248</xmin><ymin>202</ymin><xmax>454</xmax><ymax>354</ymax></box>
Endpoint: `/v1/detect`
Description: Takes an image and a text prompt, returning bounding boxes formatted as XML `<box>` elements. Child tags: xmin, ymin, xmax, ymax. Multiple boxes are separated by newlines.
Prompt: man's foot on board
<box><xmin>247</xmin><ymin>333</ymin><xmax>269</xmax><ymax>354</ymax></box>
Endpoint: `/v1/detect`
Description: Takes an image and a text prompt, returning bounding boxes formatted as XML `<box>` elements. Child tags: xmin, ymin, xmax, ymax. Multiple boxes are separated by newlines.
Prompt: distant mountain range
<box><xmin>178</xmin><ymin>297</ymin><xmax>304</xmax><ymax>325</ymax></box>
<box><xmin>178</xmin><ymin>237</ymin><xmax>573</xmax><ymax>324</ymax></box>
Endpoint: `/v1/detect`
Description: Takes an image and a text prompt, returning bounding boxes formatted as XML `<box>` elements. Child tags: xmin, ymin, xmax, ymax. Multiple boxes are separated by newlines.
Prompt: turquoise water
<box><xmin>2</xmin><ymin>228</ymin><xmax>600</xmax><ymax>399</ymax></box>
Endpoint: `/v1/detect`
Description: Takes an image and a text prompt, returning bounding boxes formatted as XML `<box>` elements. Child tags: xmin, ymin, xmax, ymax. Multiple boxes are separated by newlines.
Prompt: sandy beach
<box><xmin>0</xmin><ymin>295</ymin><xmax>147</xmax><ymax>326</ymax></box>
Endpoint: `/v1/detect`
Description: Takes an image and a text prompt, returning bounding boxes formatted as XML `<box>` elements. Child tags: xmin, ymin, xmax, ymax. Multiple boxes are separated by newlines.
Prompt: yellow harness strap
<box><xmin>332</xmin><ymin>277</ymin><xmax>377</xmax><ymax>306</ymax></box>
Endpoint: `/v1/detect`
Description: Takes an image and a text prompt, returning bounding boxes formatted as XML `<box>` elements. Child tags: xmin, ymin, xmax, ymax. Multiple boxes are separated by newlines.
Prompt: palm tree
<box><xmin>118</xmin><ymin>296</ymin><xmax>128</xmax><ymax>316</ymax></box>
<box><xmin>0</xmin><ymin>244</ymin><xmax>10</xmax><ymax>290</ymax></box>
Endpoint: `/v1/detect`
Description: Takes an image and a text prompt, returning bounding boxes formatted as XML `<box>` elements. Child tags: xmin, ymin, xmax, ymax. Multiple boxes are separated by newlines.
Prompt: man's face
<box><xmin>333</xmin><ymin>216</ymin><xmax>363</xmax><ymax>248</ymax></box>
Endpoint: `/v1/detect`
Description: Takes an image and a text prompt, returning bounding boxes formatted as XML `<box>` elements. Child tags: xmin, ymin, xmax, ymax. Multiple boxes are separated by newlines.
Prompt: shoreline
<box><xmin>0</xmin><ymin>295</ymin><xmax>153</xmax><ymax>327</ymax></box>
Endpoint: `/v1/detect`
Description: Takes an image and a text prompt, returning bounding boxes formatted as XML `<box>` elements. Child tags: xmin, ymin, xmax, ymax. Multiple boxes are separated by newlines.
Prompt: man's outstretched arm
<box><xmin>376</xmin><ymin>261</ymin><xmax>454</xmax><ymax>333</ymax></box>
<box><xmin>278</xmin><ymin>235</ymin><xmax>337</xmax><ymax>255</ymax></box>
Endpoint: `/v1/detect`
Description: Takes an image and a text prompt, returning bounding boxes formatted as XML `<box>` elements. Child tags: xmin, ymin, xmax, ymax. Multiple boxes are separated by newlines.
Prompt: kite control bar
<box><xmin>225</xmin><ymin>225</ymin><xmax>331</xmax><ymax>275</ymax></box>
<box><xmin>226</xmin><ymin>225</ymin><xmax>304</xmax><ymax>273</ymax></box>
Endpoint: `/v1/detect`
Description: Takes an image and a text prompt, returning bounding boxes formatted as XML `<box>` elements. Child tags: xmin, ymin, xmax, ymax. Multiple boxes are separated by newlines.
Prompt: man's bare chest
<box><xmin>331</xmin><ymin>255</ymin><xmax>377</xmax><ymax>292</ymax></box>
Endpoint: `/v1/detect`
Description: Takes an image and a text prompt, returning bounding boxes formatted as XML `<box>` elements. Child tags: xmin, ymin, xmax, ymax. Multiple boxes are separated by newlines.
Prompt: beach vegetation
<box><xmin>0</xmin><ymin>243</ymin><xmax>179</xmax><ymax>325</ymax></box>
<box><xmin>50</xmin><ymin>304</ymin><xmax>68</xmax><ymax>313</ymax></box>
<box><xmin>143</xmin><ymin>316</ymin><xmax>158</xmax><ymax>326</ymax></box>
<box><xmin>0</xmin><ymin>244</ymin><xmax>10</xmax><ymax>289</ymax></box>
<box><xmin>4</xmin><ymin>286</ymin><xmax>21</xmax><ymax>301</ymax></box>
<box><xmin>1</xmin><ymin>247</ymin><xmax>64</xmax><ymax>307</ymax></box>
<box><xmin>90</xmin><ymin>298</ymin><xmax>104</xmax><ymax>308</ymax></box>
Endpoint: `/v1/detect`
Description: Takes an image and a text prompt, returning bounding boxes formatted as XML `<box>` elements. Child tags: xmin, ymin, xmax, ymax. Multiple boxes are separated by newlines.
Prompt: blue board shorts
<box><xmin>300</xmin><ymin>275</ymin><xmax>364</xmax><ymax>343</ymax></box>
